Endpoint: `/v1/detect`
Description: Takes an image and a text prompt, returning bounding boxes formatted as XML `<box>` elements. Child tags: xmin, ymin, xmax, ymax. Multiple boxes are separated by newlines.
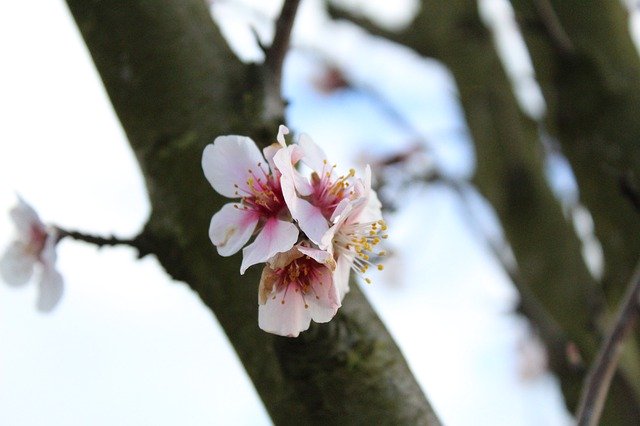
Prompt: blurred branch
<box><xmin>577</xmin><ymin>257</ymin><xmax>640</xmax><ymax>426</ymax></box>
<box><xmin>263</xmin><ymin>0</ymin><xmax>301</xmax><ymax>121</ymax></box>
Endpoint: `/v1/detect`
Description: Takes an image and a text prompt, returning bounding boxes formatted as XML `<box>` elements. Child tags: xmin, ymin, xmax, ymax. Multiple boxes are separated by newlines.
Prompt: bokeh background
<box><xmin>4</xmin><ymin>0</ymin><xmax>639</xmax><ymax>424</ymax></box>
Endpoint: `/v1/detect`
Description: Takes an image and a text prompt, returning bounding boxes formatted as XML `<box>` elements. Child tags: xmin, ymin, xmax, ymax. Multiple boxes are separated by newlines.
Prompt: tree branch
<box><xmin>262</xmin><ymin>0</ymin><xmax>301</xmax><ymax>121</ymax></box>
<box><xmin>55</xmin><ymin>227</ymin><xmax>152</xmax><ymax>257</ymax></box>
<box><xmin>576</xmin><ymin>257</ymin><xmax>640</xmax><ymax>426</ymax></box>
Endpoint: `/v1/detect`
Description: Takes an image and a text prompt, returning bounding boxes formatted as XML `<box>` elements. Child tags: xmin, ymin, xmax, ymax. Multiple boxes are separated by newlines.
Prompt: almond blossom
<box><xmin>321</xmin><ymin>166</ymin><xmax>386</xmax><ymax>295</ymax></box>
<box><xmin>258</xmin><ymin>242</ymin><xmax>342</xmax><ymax>337</ymax></box>
<box><xmin>0</xmin><ymin>197</ymin><xmax>64</xmax><ymax>312</ymax></box>
<box><xmin>202</xmin><ymin>128</ymin><xmax>298</xmax><ymax>273</ymax></box>
<box><xmin>273</xmin><ymin>131</ymin><xmax>359</xmax><ymax>244</ymax></box>
<box><xmin>204</xmin><ymin>125</ymin><xmax>387</xmax><ymax>337</ymax></box>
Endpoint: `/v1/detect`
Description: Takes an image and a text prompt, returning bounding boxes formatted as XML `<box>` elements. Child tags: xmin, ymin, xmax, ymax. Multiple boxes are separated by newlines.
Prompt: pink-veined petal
<box><xmin>298</xmin><ymin>133</ymin><xmax>327</xmax><ymax>173</ymax></box>
<box><xmin>306</xmin><ymin>267</ymin><xmax>340</xmax><ymax>323</ymax></box>
<box><xmin>209</xmin><ymin>203</ymin><xmax>259</xmax><ymax>257</ymax></box>
<box><xmin>202</xmin><ymin>135</ymin><xmax>267</xmax><ymax>198</ymax></box>
<box><xmin>258</xmin><ymin>285</ymin><xmax>311</xmax><ymax>337</ymax></box>
<box><xmin>0</xmin><ymin>241</ymin><xmax>35</xmax><ymax>286</ymax></box>
<box><xmin>37</xmin><ymin>265</ymin><xmax>64</xmax><ymax>312</ymax></box>
<box><xmin>240</xmin><ymin>218</ymin><xmax>298</xmax><ymax>274</ymax></box>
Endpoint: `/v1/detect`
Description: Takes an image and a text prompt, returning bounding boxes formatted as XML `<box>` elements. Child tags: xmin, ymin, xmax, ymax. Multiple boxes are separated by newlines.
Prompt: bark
<box><xmin>63</xmin><ymin>0</ymin><xmax>440</xmax><ymax>424</ymax></box>
<box><xmin>329</xmin><ymin>0</ymin><xmax>640</xmax><ymax>422</ymax></box>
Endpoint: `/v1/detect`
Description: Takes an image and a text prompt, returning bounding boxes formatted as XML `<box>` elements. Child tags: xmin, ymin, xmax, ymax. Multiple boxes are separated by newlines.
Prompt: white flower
<box><xmin>320</xmin><ymin>166</ymin><xmax>386</xmax><ymax>296</ymax></box>
<box><xmin>258</xmin><ymin>242</ymin><xmax>342</xmax><ymax>337</ymax></box>
<box><xmin>0</xmin><ymin>197</ymin><xmax>64</xmax><ymax>312</ymax></box>
<box><xmin>202</xmin><ymin>127</ymin><xmax>299</xmax><ymax>274</ymax></box>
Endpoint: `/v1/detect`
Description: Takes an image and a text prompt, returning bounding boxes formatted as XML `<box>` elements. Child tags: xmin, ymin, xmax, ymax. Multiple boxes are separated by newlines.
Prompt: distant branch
<box><xmin>263</xmin><ymin>0</ymin><xmax>301</xmax><ymax>120</ymax></box>
<box><xmin>576</xmin><ymin>256</ymin><xmax>640</xmax><ymax>426</ymax></box>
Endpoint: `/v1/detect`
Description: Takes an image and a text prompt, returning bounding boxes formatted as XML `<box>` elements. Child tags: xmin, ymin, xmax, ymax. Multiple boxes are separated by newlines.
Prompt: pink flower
<box><xmin>258</xmin><ymin>242</ymin><xmax>343</xmax><ymax>337</ymax></box>
<box><xmin>321</xmin><ymin>166</ymin><xmax>386</xmax><ymax>296</ymax></box>
<box><xmin>202</xmin><ymin>130</ymin><xmax>299</xmax><ymax>273</ymax></box>
<box><xmin>274</xmin><ymin>131</ymin><xmax>359</xmax><ymax>244</ymax></box>
<box><xmin>0</xmin><ymin>197</ymin><xmax>64</xmax><ymax>312</ymax></box>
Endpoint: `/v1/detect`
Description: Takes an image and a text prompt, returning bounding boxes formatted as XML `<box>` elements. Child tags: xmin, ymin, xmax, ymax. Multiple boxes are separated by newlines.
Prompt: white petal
<box><xmin>276</xmin><ymin>125</ymin><xmax>289</xmax><ymax>147</ymax></box>
<box><xmin>306</xmin><ymin>267</ymin><xmax>340</xmax><ymax>323</ymax></box>
<box><xmin>334</xmin><ymin>255</ymin><xmax>353</xmax><ymax>301</ymax></box>
<box><xmin>209</xmin><ymin>203</ymin><xmax>259</xmax><ymax>256</ymax></box>
<box><xmin>10</xmin><ymin>196</ymin><xmax>44</xmax><ymax>239</ymax></box>
<box><xmin>37</xmin><ymin>265</ymin><xmax>64</xmax><ymax>312</ymax></box>
<box><xmin>263</xmin><ymin>143</ymin><xmax>281</xmax><ymax>175</ymax></box>
<box><xmin>0</xmin><ymin>241</ymin><xmax>35</xmax><ymax>286</ymax></box>
<box><xmin>297</xmin><ymin>245</ymin><xmax>333</xmax><ymax>267</ymax></box>
<box><xmin>358</xmin><ymin>188</ymin><xmax>383</xmax><ymax>223</ymax></box>
<box><xmin>258</xmin><ymin>286</ymin><xmax>311</xmax><ymax>337</ymax></box>
<box><xmin>290</xmin><ymin>199</ymin><xmax>328</xmax><ymax>244</ymax></box>
<box><xmin>274</xmin><ymin>145</ymin><xmax>313</xmax><ymax>196</ymax></box>
<box><xmin>298</xmin><ymin>133</ymin><xmax>327</xmax><ymax>173</ymax></box>
<box><xmin>202</xmin><ymin>135</ymin><xmax>267</xmax><ymax>198</ymax></box>
<box><xmin>240</xmin><ymin>218</ymin><xmax>298</xmax><ymax>274</ymax></box>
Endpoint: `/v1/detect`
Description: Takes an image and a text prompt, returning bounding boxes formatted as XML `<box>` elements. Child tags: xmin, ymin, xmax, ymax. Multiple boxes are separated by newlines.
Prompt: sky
<box><xmin>0</xmin><ymin>0</ymin><xmax>592</xmax><ymax>424</ymax></box>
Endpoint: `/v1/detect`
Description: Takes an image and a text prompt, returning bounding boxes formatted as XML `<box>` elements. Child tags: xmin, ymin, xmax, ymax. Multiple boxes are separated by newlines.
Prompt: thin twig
<box><xmin>55</xmin><ymin>227</ymin><xmax>151</xmax><ymax>257</ymax></box>
<box><xmin>575</xmin><ymin>256</ymin><xmax>640</xmax><ymax>426</ymax></box>
<box><xmin>263</xmin><ymin>0</ymin><xmax>301</xmax><ymax>120</ymax></box>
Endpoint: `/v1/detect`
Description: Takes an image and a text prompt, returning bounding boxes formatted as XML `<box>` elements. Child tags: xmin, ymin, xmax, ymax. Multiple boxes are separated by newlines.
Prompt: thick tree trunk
<box><xmin>64</xmin><ymin>0</ymin><xmax>440</xmax><ymax>424</ymax></box>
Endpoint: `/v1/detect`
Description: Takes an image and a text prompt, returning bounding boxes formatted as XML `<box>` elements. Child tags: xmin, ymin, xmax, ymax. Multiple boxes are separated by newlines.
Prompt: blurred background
<box><xmin>2</xmin><ymin>0</ymin><xmax>640</xmax><ymax>424</ymax></box>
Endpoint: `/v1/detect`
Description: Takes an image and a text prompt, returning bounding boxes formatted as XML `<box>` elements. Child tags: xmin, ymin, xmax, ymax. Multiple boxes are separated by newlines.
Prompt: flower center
<box><xmin>273</xmin><ymin>256</ymin><xmax>323</xmax><ymax>309</ymax></box>
<box><xmin>28</xmin><ymin>223</ymin><xmax>47</xmax><ymax>259</ymax></box>
<box><xmin>235</xmin><ymin>165</ymin><xmax>286</xmax><ymax>217</ymax></box>
<box><xmin>333</xmin><ymin>219</ymin><xmax>388</xmax><ymax>284</ymax></box>
<box><xmin>311</xmin><ymin>160</ymin><xmax>356</xmax><ymax>219</ymax></box>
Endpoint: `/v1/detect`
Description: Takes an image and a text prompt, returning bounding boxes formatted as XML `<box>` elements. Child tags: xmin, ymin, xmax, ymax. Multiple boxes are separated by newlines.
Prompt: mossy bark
<box><xmin>64</xmin><ymin>0</ymin><xmax>440</xmax><ymax>424</ymax></box>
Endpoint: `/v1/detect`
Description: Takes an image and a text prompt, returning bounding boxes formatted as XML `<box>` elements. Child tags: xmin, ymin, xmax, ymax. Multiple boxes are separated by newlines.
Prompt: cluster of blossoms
<box><xmin>202</xmin><ymin>126</ymin><xmax>387</xmax><ymax>337</ymax></box>
<box><xmin>0</xmin><ymin>197</ymin><xmax>64</xmax><ymax>312</ymax></box>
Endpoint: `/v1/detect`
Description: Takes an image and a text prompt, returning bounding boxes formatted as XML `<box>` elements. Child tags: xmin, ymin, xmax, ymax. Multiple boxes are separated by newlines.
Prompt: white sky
<box><xmin>0</xmin><ymin>0</ymin><xmax>576</xmax><ymax>425</ymax></box>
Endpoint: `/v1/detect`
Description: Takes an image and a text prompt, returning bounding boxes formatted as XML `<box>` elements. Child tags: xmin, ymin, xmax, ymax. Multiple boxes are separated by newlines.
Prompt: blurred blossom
<box><xmin>0</xmin><ymin>196</ymin><xmax>64</xmax><ymax>312</ymax></box>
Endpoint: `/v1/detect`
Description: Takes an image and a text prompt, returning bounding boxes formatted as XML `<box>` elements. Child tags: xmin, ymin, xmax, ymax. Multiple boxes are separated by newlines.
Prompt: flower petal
<box><xmin>209</xmin><ymin>203</ymin><xmax>259</xmax><ymax>256</ymax></box>
<box><xmin>0</xmin><ymin>241</ymin><xmax>35</xmax><ymax>286</ymax></box>
<box><xmin>240</xmin><ymin>218</ymin><xmax>298</xmax><ymax>274</ymax></box>
<box><xmin>202</xmin><ymin>135</ymin><xmax>267</xmax><ymax>198</ymax></box>
<box><xmin>37</xmin><ymin>265</ymin><xmax>64</xmax><ymax>312</ymax></box>
<box><xmin>10</xmin><ymin>196</ymin><xmax>44</xmax><ymax>239</ymax></box>
<box><xmin>258</xmin><ymin>285</ymin><xmax>311</xmax><ymax>337</ymax></box>
<box><xmin>306</xmin><ymin>267</ymin><xmax>340</xmax><ymax>323</ymax></box>
<box><xmin>297</xmin><ymin>245</ymin><xmax>335</xmax><ymax>270</ymax></box>
<box><xmin>334</xmin><ymin>255</ymin><xmax>353</xmax><ymax>301</ymax></box>
<box><xmin>276</xmin><ymin>125</ymin><xmax>289</xmax><ymax>147</ymax></box>
<box><xmin>274</xmin><ymin>145</ymin><xmax>313</xmax><ymax>196</ymax></box>
<box><xmin>298</xmin><ymin>133</ymin><xmax>327</xmax><ymax>173</ymax></box>
<box><xmin>290</xmin><ymin>198</ymin><xmax>328</xmax><ymax>245</ymax></box>
<box><xmin>262</xmin><ymin>143</ymin><xmax>281</xmax><ymax>175</ymax></box>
